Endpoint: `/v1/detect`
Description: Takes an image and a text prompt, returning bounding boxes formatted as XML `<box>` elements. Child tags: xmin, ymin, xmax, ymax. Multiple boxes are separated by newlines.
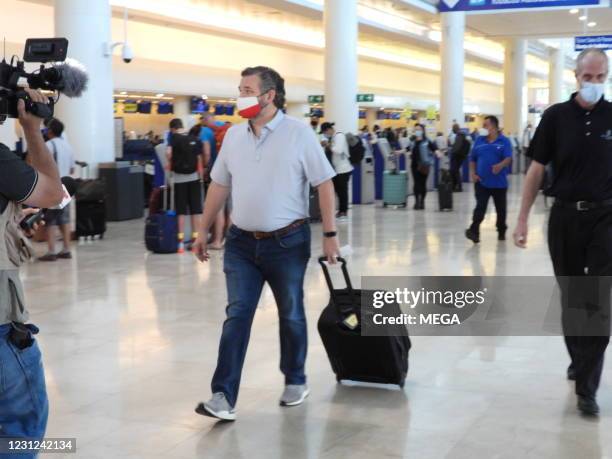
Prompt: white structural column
<box><xmin>285</xmin><ymin>103</ymin><xmax>310</xmax><ymax>123</ymax></box>
<box><xmin>503</xmin><ymin>38</ymin><xmax>527</xmax><ymax>136</ymax></box>
<box><xmin>173</xmin><ymin>96</ymin><xmax>193</xmax><ymax>129</ymax></box>
<box><xmin>54</xmin><ymin>0</ymin><xmax>114</xmax><ymax>173</ymax></box>
<box><xmin>439</xmin><ymin>12</ymin><xmax>465</xmax><ymax>134</ymax></box>
<box><xmin>324</xmin><ymin>0</ymin><xmax>358</xmax><ymax>133</ymax></box>
<box><xmin>548</xmin><ymin>47</ymin><xmax>565</xmax><ymax>105</ymax></box>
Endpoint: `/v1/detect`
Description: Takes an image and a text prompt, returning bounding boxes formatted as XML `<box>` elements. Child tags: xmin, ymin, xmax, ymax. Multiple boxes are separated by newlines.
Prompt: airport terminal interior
<box><xmin>1</xmin><ymin>0</ymin><xmax>612</xmax><ymax>458</ymax></box>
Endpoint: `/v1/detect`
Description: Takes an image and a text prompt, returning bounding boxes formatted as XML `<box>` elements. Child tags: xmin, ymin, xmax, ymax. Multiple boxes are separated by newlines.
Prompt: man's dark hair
<box><xmin>189</xmin><ymin>125</ymin><xmax>202</xmax><ymax>137</ymax></box>
<box><xmin>48</xmin><ymin>118</ymin><xmax>64</xmax><ymax>137</ymax></box>
<box><xmin>485</xmin><ymin>115</ymin><xmax>500</xmax><ymax>129</ymax></box>
<box><xmin>169</xmin><ymin>118</ymin><xmax>183</xmax><ymax>130</ymax></box>
<box><xmin>241</xmin><ymin>66</ymin><xmax>286</xmax><ymax>109</ymax></box>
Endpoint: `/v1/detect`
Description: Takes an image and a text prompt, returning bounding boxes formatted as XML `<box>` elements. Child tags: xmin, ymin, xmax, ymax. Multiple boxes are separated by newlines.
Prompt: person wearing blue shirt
<box><xmin>465</xmin><ymin>115</ymin><xmax>513</xmax><ymax>243</ymax></box>
<box><xmin>199</xmin><ymin>113</ymin><xmax>228</xmax><ymax>249</ymax></box>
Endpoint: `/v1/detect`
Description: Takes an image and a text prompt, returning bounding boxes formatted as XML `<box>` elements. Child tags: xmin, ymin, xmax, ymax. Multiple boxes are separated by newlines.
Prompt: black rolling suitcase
<box><xmin>75</xmin><ymin>161</ymin><xmax>107</xmax><ymax>239</ymax></box>
<box><xmin>438</xmin><ymin>169</ymin><xmax>453</xmax><ymax>211</ymax></box>
<box><xmin>317</xmin><ymin>257</ymin><xmax>411</xmax><ymax>387</ymax></box>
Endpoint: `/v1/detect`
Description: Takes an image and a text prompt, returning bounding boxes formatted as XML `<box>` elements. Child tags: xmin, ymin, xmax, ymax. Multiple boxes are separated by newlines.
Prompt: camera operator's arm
<box><xmin>18</xmin><ymin>89</ymin><xmax>63</xmax><ymax>208</ymax></box>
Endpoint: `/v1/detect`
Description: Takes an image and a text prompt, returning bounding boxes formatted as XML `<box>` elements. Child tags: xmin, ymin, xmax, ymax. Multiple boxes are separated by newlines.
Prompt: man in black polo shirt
<box><xmin>513</xmin><ymin>48</ymin><xmax>611</xmax><ymax>416</ymax></box>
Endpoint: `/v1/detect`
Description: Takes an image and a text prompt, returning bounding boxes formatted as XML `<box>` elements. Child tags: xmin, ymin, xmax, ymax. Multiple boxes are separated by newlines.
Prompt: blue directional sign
<box><xmin>575</xmin><ymin>35</ymin><xmax>612</xmax><ymax>51</ymax></box>
<box><xmin>439</xmin><ymin>0</ymin><xmax>599</xmax><ymax>13</ymax></box>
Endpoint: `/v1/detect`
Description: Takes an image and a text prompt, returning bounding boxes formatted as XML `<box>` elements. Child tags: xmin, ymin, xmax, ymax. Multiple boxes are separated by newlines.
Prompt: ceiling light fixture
<box><xmin>569</xmin><ymin>8</ymin><xmax>579</xmax><ymax>14</ymax></box>
<box><xmin>587</xmin><ymin>21</ymin><xmax>596</xmax><ymax>27</ymax></box>
<box><xmin>578</xmin><ymin>15</ymin><xmax>587</xmax><ymax>21</ymax></box>
<box><xmin>156</xmin><ymin>93</ymin><xmax>164</xmax><ymax>97</ymax></box>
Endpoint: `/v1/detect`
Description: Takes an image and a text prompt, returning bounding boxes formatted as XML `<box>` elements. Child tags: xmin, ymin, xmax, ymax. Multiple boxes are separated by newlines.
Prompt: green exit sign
<box><xmin>357</xmin><ymin>94</ymin><xmax>374</xmax><ymax>103</ymax></box>
<box><xmin>309</xmin><ymin>94</ymin><xmax>375</xmax><ymax>104</ymax></box>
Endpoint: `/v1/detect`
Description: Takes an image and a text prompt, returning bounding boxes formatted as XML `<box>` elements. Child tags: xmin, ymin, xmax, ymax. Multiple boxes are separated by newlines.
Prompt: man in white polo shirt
<box><xmin>193</xmin><ymin>66</ymin><xmax>340</xmax><ymax>421</ymax></box>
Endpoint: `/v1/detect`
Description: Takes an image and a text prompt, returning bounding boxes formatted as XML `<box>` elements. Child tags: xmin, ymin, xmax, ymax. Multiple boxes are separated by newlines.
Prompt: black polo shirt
<box><xmin>0</xmin><ymin>143</ymin><xmax>38</xmax><ymax>213</ymax></box>
<box><xmin>528</xmin><ymin>93</ymin><xmax>612</xmax><ymax>201</ymax></box>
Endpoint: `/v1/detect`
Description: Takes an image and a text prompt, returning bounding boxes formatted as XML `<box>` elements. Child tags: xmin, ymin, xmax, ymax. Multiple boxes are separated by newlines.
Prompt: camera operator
<box><xmin>0</xmin><ymin>88</ymin><xmax>64</xmax><ymax>455</ymax></box>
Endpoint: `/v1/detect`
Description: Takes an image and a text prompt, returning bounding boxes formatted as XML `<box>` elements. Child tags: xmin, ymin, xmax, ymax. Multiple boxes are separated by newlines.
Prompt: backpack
<box><xmin>171</xmin><ymin>134</ymin><xmax>199</xmax><ymax>174</ymax></box>
<box><xmin>213</xmin><ymin>123</ymin><xmax>231</xmax><ymax>153</ymax></box>
<box><xmin>345</xmin><ymin>132</ymin><xmax>365</xmax><ymax>165</ymax></box>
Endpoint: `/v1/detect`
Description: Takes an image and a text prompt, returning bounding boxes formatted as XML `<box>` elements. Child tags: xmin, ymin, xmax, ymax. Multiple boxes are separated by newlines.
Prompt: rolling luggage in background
<box><xmin>382</xmin><ymin>170</ymin><xmax>408</xmax><ymax>207</ymax></box>
<box><xmin>309</xmin><ymin>187</ymin><xmax>321</xmax><ymax>222</ymax></box>
<box><xmin>145</xmin><ymin>175</ymin><xmax>178</xmax><ymax>254</ymax></box>
<box><xmin>317</xmin><ymin>257</ymin><xmax>411</xmax><ymax>388</ymax></box>
<box><xmin>75</xmin><ymin>161</ymin><xmax>107</xmax><ymax>239</ymax></box>
<box><xmin>438</xmin><ymin>169</ymin><xmax>453</xmax><ymax>211</ymax></box>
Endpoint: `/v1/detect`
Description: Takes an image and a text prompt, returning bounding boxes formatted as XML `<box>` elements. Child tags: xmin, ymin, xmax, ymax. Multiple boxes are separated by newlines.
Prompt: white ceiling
<box><xmin>466</xmin><ymin>6</ymin><xmax>612</xmax><ymax>38</ymax></box>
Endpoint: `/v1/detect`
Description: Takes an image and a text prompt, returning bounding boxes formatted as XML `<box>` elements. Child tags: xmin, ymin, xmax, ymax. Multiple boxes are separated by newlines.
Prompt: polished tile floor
<box><xmin>21</xmin><ymin>175</ymin><xmax>612</xmax><ymax>458</ymax></box>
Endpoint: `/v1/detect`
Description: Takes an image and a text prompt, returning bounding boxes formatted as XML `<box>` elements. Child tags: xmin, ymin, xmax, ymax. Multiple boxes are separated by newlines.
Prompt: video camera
<box><xmin>0</xmin><ymin>38</ymin><xmax>88</xmax><ymax>124</ymax></box>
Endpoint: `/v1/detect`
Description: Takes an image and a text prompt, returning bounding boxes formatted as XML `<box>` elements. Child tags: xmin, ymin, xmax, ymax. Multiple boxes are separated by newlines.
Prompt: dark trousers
<box><xmin>333</xmin><ymin>172</ymin><xmax>351</xmax><ymax>213</ymax></box>
<box><xmin>450</xmin><ymin>157</ymin><xmax>464</xmax><ymax>191</ymax></box>
<box><xmin>548</xmin><ymin>205</ymin><xmax>612</xmax><ymax>399</ymax></box>
<box><xmin>211</xmin><ymin>224</ymin><xmax>311</xmax><ymax>407</ymax></box>
<box><xmin>411</xmin><ymin>166</ymin><xmax>428</xmax><ymax>204</ymax></box>
<box><xmin>469</xmin><ymin>183</ymin><xmax>507</xmax><ymax>236</ymax></box>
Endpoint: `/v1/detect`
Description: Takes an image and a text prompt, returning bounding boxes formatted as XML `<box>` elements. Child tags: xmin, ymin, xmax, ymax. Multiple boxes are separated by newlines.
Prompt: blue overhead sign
<box><xmin>439</xmin><ymin>0</ymin><xmax>599</xmax><ymax>13</ymax></box>
<box><xmin>575</xmin><ymin>35</ymin><xmax>612</xmax><ymax>51</ymax></box>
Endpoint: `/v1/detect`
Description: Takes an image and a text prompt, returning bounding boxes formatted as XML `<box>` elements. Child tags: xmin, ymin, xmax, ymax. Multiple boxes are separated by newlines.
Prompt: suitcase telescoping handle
<box><xmin>318</xmin><ymin>256</ymin><xmax>358</xmax><ymax>316</ymax></box>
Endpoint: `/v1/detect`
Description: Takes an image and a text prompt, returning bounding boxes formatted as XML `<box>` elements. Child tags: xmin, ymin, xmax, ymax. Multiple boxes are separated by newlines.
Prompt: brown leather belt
<box><xmin>238</xmin><ymin>219</ymin><xmax>308</xmax><ymax>240</ymax></box>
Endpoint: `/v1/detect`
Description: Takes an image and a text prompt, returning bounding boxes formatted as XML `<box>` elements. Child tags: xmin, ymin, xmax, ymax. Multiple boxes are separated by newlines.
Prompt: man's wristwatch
<box><xmin>323</xmin><ymin>231</ymin><xmax>337</xmax><ymax>238</ymax></box>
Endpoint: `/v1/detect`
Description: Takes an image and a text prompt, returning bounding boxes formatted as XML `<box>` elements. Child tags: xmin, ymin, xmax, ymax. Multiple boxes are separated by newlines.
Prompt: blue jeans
<box><xmin>0</xmin><ymin>324</ymin><xmax>49</xmax><ymax>459</ymax></box>
<box><xmin>211</xmin><ymin>223</ymin><xmax>311</xmax><ymax>408</ymax></box>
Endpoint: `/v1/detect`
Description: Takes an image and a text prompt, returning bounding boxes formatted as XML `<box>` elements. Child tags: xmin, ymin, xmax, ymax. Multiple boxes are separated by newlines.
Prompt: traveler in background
<box><xmin>0</xmin><ymin>88</ymin><xmax>65</xmax><ymax>458</ymax></box>
<box><xmin>193</xmin><ymin>65</ymin><xmax>339</xmax><ymax>421</ymax></box>
<box><xmin>410</xmin><ymin>124</ymin><xmax>435</xmax><ymax>210</ymax></box>
<box><xmin>522</xmin><ymin>123</ymin><xmax>533</xmax><ymax>152</ymax></box>
<box><xmin>200</xmin><ymin>113</ymin><xmax>226</xmax><ymax>250</ymax></box>
<box><xmin>465</xmin><ymin>115</ymin><xmax>513</xmax><ymax>243</ymax></box>
<box><xmin>435</xmin><ymin>131</ymin><xmax>450</xmax><ymax>172</ymax></box>
<box><xmin>167</xmin><ymin>119</ymin><xmax>204</xmax><ymax>254</ymax></box>
<box><xmin>360</xmin><ymin>125</ymin><xmax>374</xmax><ymax>158</ymax></box>
<box><xmin>320</xmin><ymin>122</ymin><xmax>353</xmax><ymax>221</ymax></box>
<box><xmin>310</xmin><ymin>115</ymin><xmax>320</xmax><ymax>132</ymax></box>
<box><xmin>470</xmin><ymin>127</ymin><xmax>480</xmax><ymax>143</ymax></box>
<box><xmin>522</xmin><ymin>123</ymin><xmax>534</xmax><ymax>173</ymax></box>
<box><xmin>398</xmin><ymin>129</ymin><xmax>411</xmax><ymax>152</ymax></box>
<box><xmin>513</xmin><ymin>48</ymin><xmax>611</xmax><ymax>416</ymax></box>
<box><xmin>373</xmin><ymin>124</ymin><xmax>382</xmax><ymax>138</ymax></box>
<box><xmin>38</xmin><ymin>118</ymin><xmax>75</xmax><ymax>262</ymax></box>
<box><xmin>449</xmin><ymin>123</ymin><xmax>470</xmax><ymax>192</ymax></box>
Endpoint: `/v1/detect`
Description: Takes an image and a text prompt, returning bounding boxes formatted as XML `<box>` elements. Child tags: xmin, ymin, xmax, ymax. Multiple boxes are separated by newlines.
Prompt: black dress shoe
<box><xmin>577</xmin><ymin>395</ymin><xmax>599</xmax><ymax>416</ymax></box>
<box><xmin>465</xmin><ymin>228</ymin><xmax>480</xmax><ymax>244</ymax></box>
<box><xmin>567</xmin><ymin>366</ymin><xmax>576</xmax><ymax>381</ymax></box>
<box><xmin>498</xmin><ymin>232</ymin><xmax>506</xmax><ymax>241</ymax></box>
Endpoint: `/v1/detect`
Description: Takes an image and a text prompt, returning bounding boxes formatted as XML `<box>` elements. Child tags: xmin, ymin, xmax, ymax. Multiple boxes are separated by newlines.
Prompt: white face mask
<box><xmin>579</xmin><ymin>81</ymin><xmax>606</xmax><ymax>105</ymax></box>
<box><xmin>479</xmin><ymin>128</ymin><xmax>489</xmax><ymax>136</ymax></box>
<box><xmin>415</xmin><ymin>130</ymin><xmax>423</xmax><ymax>139</ymax></box>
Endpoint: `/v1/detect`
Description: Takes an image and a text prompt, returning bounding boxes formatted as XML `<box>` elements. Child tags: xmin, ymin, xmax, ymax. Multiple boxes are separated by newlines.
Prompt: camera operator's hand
<box><xmin>17</xmin><ymin>88</ymin><xmax>47</xmax><ymax>132</ymax></box>
<box><xmin>19</xmin><ymin>208</ymin><xmax>45</xmax><ymax>238</ymax></box>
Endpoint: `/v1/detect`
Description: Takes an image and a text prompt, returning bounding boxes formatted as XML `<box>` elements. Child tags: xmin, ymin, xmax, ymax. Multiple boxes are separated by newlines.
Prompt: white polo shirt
<box><xmin>211</xmin><ymin>110</ymin><xmax>336</xmax><ymax>232</ymax></box>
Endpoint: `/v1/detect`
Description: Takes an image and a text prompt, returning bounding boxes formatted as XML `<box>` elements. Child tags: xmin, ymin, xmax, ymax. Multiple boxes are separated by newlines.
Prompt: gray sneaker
<box><xmin>280</xmin><ymin>384</ymin><xmax>310</xmax><ymax>407</ymax></box>
<box><xmin>195</xmin><ymin>392</ymin><xmax>236</xmax><ymax>421</ymax></box>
